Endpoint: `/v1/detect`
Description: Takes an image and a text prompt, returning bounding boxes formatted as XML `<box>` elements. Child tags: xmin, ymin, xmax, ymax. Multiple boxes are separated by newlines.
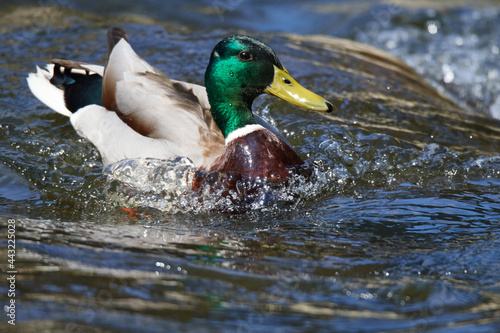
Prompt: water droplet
<box><xmin>442</xmin><ymin>64</ymin><xmax>455</xmax><ymax>83</ymax></box>
<box><xmin>426</xmin><ymin>20</ymin><xmax>439</xmax><ymax>35</ymax></box>
<box><xmin>386</xmin><ymin>40</ymin><xmax>397</xmax><ymax>49</ymax></box>
<box><xmin>230</xmin><ymin>71</ymin><xmax>234</xmax><ymax>77</ymax></box>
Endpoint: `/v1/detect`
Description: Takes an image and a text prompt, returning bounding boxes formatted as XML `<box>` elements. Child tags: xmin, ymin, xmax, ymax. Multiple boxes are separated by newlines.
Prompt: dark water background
<box><xmin>1</xmin><ymin>0</ymin><xmax>500</xmax><ymax>332</ymax></box>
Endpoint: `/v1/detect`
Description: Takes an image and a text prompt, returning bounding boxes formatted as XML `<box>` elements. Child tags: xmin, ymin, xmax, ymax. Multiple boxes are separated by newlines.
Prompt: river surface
<box><xmin>1</xmin><ymin>1</ymin><xmax>500</xmax><ymax>332</ymax></box>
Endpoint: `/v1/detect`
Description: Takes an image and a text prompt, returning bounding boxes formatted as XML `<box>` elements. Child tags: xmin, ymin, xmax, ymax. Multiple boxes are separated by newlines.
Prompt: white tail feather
<box><xmin>104</xmin><ymin>39</ymin><xmax>160</xmax><ymax>89</ymax></box>
<box><xmin>26</xmin><ymin>65</ymin><xmax>71</xmax><ymax>117</ymax></box>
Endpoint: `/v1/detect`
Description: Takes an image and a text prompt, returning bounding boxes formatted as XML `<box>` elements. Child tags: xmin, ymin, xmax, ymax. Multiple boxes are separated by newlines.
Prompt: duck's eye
<box><xmin>238</xmin><ymin>51</ymin><xmax>252</xmax><ymax>61</ymax></box>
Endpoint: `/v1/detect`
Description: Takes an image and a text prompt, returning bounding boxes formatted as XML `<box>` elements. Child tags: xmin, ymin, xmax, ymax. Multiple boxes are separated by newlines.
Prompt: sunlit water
<box><xmin>1</xmin><ymin>1</ymin><xmax>499</xmax><ymax>332</ymax></box>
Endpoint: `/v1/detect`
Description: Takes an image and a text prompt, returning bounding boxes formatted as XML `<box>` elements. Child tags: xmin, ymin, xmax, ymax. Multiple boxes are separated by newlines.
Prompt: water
<box><xmin>1</xmin><ymin>1</ymin><xmax>500</xmax><ymax>332</ymax></box>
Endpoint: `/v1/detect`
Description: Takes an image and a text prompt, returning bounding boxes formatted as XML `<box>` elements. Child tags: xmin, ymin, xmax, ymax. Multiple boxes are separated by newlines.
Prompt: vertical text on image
<box><xmin>6</xmin><ymin>219</ymin><xmax>17</xmax><ymax>326</ymax></box>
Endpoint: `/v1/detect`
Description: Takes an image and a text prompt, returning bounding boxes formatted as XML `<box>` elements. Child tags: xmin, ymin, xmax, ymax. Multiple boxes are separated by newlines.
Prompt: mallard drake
<box><xmin>27</xmin><ymin>28</ymin><xmax>332</xmax><ymax>190</ymax></box>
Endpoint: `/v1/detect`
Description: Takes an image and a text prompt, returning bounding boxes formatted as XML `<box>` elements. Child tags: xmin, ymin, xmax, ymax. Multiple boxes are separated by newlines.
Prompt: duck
<box><xmin>27</xmin><ymin>27</ymin><xmax>333</xmax><ymax>191</ymax></box>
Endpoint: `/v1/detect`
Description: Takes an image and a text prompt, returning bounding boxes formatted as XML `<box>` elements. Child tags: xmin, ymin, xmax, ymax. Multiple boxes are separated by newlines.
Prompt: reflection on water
<box><xmin>5</xmin><ymin>214</ymin><xmax>500</xmax><ymax>332</ymax></box>
<box><xmin>0</xmin><ymin>1</ymin><xmax>500</xmax><ymax>332</ymax></box>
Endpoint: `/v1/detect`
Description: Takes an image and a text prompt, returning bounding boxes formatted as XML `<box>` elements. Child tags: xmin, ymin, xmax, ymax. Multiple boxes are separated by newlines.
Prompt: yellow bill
<box><xmin>264</xmin><ymin>65</ymin><xmax>333</xmax><ymax>112</ymax></box>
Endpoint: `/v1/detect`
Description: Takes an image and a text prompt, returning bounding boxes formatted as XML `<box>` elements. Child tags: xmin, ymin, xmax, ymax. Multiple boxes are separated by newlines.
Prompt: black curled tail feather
<box><xmin>50</xmin><ymin>60</ymin><xmax>103</xmax><ymax>113</ymax></box>
<box><xmin>107</xmin><ymin>27</ymin><xmax>128</xmax><ymax>60</ymax></box>
<box><xmin>44</xmin><ymin>27</ymin><xmax>128</xmax><ymax>113</ymax></box>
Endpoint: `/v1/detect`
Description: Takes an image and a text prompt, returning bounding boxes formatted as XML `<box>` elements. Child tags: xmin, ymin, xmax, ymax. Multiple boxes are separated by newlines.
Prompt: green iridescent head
<box><xmin>205</xmin><ymin>35</ymin><xmax>333</xmax><ymax>138</ymax></box>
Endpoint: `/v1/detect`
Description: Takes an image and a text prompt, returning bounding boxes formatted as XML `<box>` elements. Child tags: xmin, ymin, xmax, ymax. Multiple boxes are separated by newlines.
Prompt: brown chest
<box><xmin>192</xmin><ymin>129</ymin><xmax>306</xmax><ymax>193</ymax></box>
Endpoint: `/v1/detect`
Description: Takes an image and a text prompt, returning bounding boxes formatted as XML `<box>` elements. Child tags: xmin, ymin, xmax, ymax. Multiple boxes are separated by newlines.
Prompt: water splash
<box><xmin>101</xmin><ymin>154</ymin><xmax>351</xmax><ymax>214</ymax></box>
<box><xmin>103</xmin><ymin>156</ymin><xmax>195</xmax><ymax>212</ymax></box>
<box><xmin>100</xmin><ymin>130</ymin><xmax>500</xmax><ymax>215</ymax></box>
<box><xmin>351</xmin><ymin>6</ymin><xmax>500</xmax><ymax>118</ymax></box>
